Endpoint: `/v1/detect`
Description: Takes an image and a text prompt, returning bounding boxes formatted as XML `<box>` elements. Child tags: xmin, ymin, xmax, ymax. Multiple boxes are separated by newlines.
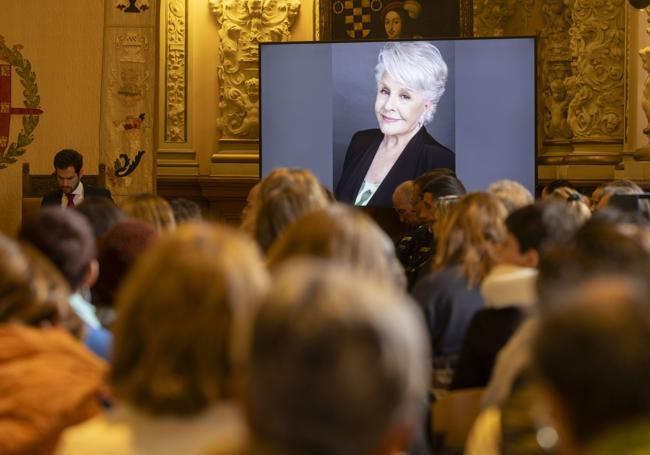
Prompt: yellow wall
<box><xmin>0</xmin><ymin>0</ymin><xmax>104</xmax><ymax>235</ymax></box>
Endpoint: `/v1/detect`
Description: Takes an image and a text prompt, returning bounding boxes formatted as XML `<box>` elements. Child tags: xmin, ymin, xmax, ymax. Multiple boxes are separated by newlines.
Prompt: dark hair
<box><xmin>541</xmin><ymin>179</ymin><xmax>573</xmax><ymax>197</ymax></box>
<box><xmin>54</xmin><ymin>149</ymin><xmax>83</xmax><ymax>173</ymax></box>
<box><xmin>420</xmin><ymin>174</ymin><xmax>466</xmax><ymax>199</ymax></box>
<box><xmin>93</xmin><ymin>219</ymin><xmax>158</xmax><ymax>308</ymax></box>
<box><xmin>414</xmin><ymin>168</ymin><xmax>456</xmax><ymax>197</ymax></box>
<box><xmin>533</xmin><ymin>281</ymin><xmax>650</xmax><ymax>446</ymax></box>
<box><xmin>75</xmin><ymin>197</ymin><xmax>125</xmax><ymax>240</ymax></box>
<box><xmin>19</xmin><ymin>207</ymin><xmax>96</xmax><ymax>291</ymax></box>
<box><xmin>170</xmin><ymin>198</ymin><xmax>202</xmax><ymax>224</ymax></box>
<box><xmin>506</xmin><ymin>201</ymin><xmax>583</xmax><ymax>255</ymax></box>
<box><xmin>381</xmin><ymin>4</ymin><xmax>411</xmax><ymax>37</ymax></box>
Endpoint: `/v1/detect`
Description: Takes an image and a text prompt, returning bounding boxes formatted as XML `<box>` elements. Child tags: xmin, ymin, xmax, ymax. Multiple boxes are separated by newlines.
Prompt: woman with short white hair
<box><xmin>336</xmin><ymin>41</ymin><xmax>455</xmax><ymax>207</ymax></box>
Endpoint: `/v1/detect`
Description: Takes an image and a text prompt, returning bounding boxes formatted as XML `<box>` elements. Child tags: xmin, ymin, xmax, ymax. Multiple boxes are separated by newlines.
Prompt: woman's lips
<box><xmin>381</xmin><ymin>115</ymin><xmax>400</xmax><ymax>123</ymax></box>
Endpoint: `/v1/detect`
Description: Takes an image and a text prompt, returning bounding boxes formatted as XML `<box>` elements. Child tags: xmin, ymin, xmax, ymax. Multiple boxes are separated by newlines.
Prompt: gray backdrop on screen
<box><xmin>260</xmin><ymin>38</ymin><xmax>535</xmax><ymax>195</ymax></box>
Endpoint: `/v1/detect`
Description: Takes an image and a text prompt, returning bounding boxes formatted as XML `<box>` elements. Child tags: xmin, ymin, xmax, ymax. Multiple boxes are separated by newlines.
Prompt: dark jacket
<box><xmin>335</xmin><ymin>127</ymin><xmax>454</xmax><ymax>207</ymax></box>
<box><xmin>41</xmin><ymin>185</ymin><xmax>112</xmax><ymax>207</ymax></box>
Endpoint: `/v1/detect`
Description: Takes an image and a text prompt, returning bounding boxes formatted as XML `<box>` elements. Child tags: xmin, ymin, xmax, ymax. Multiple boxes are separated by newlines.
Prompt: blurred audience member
<box><xmin>170</xmin><ymin>198</ymin><xmax>202</xmax><ymax>225</ymax></box>
<box><xmin>487</xmin><ymin>179</ymin><xmax>534</xmax><ymax>214</ymax></box>
<box><xmin>121</xmin><ymin>193</ymin><xmax>176</xmax><ymax>233</ymax></box>
<box><xmin>540</xmin><ymin>179</ymin><xmax>573</xmax><ymax>200</ymax></box>
<box><xmin>57</xmin><ymin>223</ymin><xmax>269</xmax><ymax>455</ymax></box>
<box><xmin>267</xmin><ymin>204</ymin><xmax>406</xmax><ymax>290</ymax></box>
<box><xmin>19</xmin><ymin>207</ymin><xmax>112</xmax><ymax>359</ymax></box>
<box><xmin>75</xmin><ymin>197</ymin><xmax>125</xmax><ymax>240</ymax></box>
<box><xmin>0</xmin><ymin>234</ymin><xmax>106</xmax><ymax>455</ymax></box>
<box><xmin>92</xmin><ymin>220</ymin><xmax>158</xmax><ymax>328</ymax></box>
<box><xmin>392</xmin><ymin>180</ymin><xmax>418</xmax><ymax>227</ymax></box>
<box><xmin>233</xmin><ymin>259</ymin><xmax>428</xmax><ymax>455</ymax></box>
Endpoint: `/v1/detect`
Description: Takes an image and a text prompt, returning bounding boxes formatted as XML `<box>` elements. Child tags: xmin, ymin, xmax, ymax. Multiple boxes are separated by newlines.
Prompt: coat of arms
<box><xmin>116</xmin><ymin>0</ymin><xmax>151</xmax><ymax>13</ymax></box>
<box><xmin>0</xmin><ymin>37</ymin><xmax>43</xmax><ymax>170</ymax></box>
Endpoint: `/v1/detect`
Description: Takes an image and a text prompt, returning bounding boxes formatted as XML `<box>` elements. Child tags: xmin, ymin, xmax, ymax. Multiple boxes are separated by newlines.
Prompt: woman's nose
<box><xmin>384</xmin><ymin>94</ymin><xmax>396</xmax><ymax>110</ymax></box>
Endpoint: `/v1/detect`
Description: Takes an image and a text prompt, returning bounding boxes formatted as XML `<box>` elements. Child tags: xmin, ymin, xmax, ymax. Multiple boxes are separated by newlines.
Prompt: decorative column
<box><xmin>539</xmin><ymin>0</ymin><xmax>572</xmax><ymax>163</ymax></box>
<box><xmin>100</xmin><ymin>0</ymin><xmax>157</xmax><ymax>201</ymax></box>
<box><xmin>209</xmin><ymin>0</ymin><xmax>300</xmax><ymax>175</ymax></box>
<box><xmin>635</xmin><ymin>6</ymin><xmax>650</xmax><ymax>160</ymax></box>
<box><xmin>563</xmin><ymin>0</ymin><xmax>625</xmax><ymax>164</ymax></box>
<box><xmin>473</xmin><ymin>0</ymin><xmax>517</xmax><ymax>36</ymax></box>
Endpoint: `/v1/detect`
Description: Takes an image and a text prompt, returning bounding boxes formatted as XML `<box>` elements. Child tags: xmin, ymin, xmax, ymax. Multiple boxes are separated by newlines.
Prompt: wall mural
<box><xmin>0</xmin><ymin>37</ymin><xmax>42</xmax><ymax>170</ymax></box>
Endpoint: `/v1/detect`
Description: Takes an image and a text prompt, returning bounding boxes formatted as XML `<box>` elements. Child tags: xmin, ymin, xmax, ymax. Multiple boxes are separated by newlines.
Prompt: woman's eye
<box><xmin>380</xmin><ymin>88</ymin><xmax>390</xmax><ymax>95</ymax></box>
<box><xmin>400</xmin><ymin>94</ymin><xmax>411</xmax><ymax>100</ymax></box>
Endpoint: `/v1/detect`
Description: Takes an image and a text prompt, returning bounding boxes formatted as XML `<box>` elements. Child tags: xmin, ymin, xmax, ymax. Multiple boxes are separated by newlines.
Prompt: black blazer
<box><xmin>335</xmin><ymin>127</ymin><xmax>455</xmax><ymax>207</ymax></box>
<box><xmin>41</xmin><ymin>185</ymin><xmax>113</xmax><ymax>207</ymax></box>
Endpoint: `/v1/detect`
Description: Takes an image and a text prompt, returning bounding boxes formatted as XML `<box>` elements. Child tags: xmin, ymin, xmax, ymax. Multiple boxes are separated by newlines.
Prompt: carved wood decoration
<box><xmin>165</xmin><ymin>0</ymin><xmax>187</xmax><ymax>143</ymax></box>
<box><xmin>564</xmin><ymin>0</ymin><xmax>625</xmax><ymax>163</ymax></box>
<box><xmin>635</xmin><ymin>7</ymin><xmax>650</xmax><ymax>160</ymax></box>
<box><xmin>209</xmin><ymin>0</ymin><xmax>300</xmax><ymax>142</ymax></box>
<box><xmin>473</xmin><ymin>0</ymin><xmax>517</xmax><ymax>36</ymax></box>
<box><xmin>539</xmin><ymin>0</ymin><xmax>572</xmax><ymax>163</ymax></box>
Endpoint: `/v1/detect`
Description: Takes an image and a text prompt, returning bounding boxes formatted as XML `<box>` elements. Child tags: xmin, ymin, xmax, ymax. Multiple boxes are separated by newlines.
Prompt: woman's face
<box><xmin>375</xmin><ymin>73</ymin><xmax>430</xmax><ymax>138</ymax></box>
<box><xmin>384</xmin><ymin>11</ymin><xmax>402</xmax><ymax>39</ymax></box>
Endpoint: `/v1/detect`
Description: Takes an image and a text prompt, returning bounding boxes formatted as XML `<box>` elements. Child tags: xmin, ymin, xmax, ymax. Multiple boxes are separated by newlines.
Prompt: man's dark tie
<box><xmin>65</xmin><ymin>193</ymin><xmax>75</xmax><ymax>208</ymax></box>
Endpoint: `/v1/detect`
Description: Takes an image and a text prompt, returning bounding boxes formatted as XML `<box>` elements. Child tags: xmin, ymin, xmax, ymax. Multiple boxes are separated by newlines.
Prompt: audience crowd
<box><xmin>5</xmin><ymin>164</ymin><xmax>650</xmax><ymax>455</ymax></box>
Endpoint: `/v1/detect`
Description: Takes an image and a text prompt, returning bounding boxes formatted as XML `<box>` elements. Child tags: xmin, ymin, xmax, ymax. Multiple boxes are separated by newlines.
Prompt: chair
<box><xmin>22</xmin><ymin>163</ymin><xmax>106</xmax><ymax>218</ymax></box>
<box><xmin>431</xmin><ymin>387</ymin><xmax>484</xmax><ymax>451</ymax></box>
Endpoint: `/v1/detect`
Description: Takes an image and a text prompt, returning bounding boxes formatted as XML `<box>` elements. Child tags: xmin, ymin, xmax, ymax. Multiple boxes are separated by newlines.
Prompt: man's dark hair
<box><xmin>170</xmin><ymin>198</ymin><xmax>202</xmax><ymax>224</ymax></box>
<box><xmin>54</xmin><ymin>149</ymin><xmax>83</xmax><ymax>173</ymax></box>
<box><xmin>507</xmin><ymin>201</ymin><xmax>582</xmax><ymax>255</ymax></box>
<box><xmin>19</xmin><ymin>207</ymin><xmax>96</xmax><ymax>291</ymax></box>
<box><xmin>414</xmin><ymin>168</ymin><xmax>456</xmax><ymax>197</ymax></box>
<box><xmin>420</xmin><ymin>174</ymin><xmax>466</xmax><ymax>199</ymax></box>
<box><xmin>76</xmin><ymin>197</ymin><xmax>125</xmax><ymax>239</ymax></box>
<box><xmin>542</xmin><ymin>179</ymin><xmax>574</xmax><ymax>195</ymax></box>
<box><xmin>533</xmin><ymin>282</ymin><xmax>650</xmax><ymax>447</ymax></box>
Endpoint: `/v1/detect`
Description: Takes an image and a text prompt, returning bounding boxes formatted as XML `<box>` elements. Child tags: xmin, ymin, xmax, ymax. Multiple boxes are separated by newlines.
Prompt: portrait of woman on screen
<box><xmin>335</xmin><ymin>41</ymin><xmax>455</xmax><ymax>207</ymax></box>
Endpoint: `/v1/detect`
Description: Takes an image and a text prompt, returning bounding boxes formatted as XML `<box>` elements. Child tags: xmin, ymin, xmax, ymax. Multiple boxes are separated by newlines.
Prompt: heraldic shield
<box><xmin>341</xmin><ymin>0</ymin><xmax>373</xmax><ymax>39</ymax></box>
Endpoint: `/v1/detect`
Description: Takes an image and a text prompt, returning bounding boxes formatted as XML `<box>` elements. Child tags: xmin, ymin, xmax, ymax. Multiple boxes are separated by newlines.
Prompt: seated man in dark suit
<box><xmin>41</xmin><ymin>149</ymin><xmax>112</xmax><ymax>208</ymax></box>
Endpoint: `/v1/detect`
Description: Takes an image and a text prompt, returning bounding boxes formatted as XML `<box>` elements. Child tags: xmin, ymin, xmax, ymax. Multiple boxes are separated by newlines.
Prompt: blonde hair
<box><xmin>435</xmin><ymin>192</ymin><xmax>508</xmax><ymax>287</ymax></box>
<box><xmin>267</xmin><ymin>204</ymin><xmax>406</xmax><ymax>289</ymax></box>
<box><xmin>249</xmin><ymin>259</ymin><xmax>429</xmax><ymax>455</ymax></box>
<box><xmin>121</xmin><ymin>193</ymin><xmax>176</xmax><ymax>233</ymax></box>
<box><xmin>110</xmin><ymin>222</ymin><xmax>269</xmax><ymax>415</ymax></box>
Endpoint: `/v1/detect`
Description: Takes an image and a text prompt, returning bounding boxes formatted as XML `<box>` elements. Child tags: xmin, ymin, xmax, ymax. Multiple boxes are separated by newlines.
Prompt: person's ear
<box><xmin>82</xmin><ymin>259</ymin><xmax>99</xmax><ymax>289</ymax></box>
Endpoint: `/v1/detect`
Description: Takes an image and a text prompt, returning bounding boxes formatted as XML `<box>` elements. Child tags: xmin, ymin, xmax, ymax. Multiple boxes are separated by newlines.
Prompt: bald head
<box><xmin>392</xmin><ymin>181</ymin><xmax>417</xmax><ymax>226</ymax></box>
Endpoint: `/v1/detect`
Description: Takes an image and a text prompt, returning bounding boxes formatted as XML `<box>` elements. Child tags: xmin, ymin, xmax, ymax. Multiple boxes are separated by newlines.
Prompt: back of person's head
<box><xmin>506</xmin><ymin>200</ymin><xmax>585</xmax><ymax>257</ymax></box>
<box><xmin>435</xmin><ymin>192</ymin><xmax>508</xmax><ymax>286</ymax></box>
<box><xmin>267</xmin><ymin>204</ymin><xmax>406</xmax><ymax>289</ymax></box>
<box><xmin>413</xmin><ymin>168</ymin><xmax>456</xmax><ymax>197</ymax></box>
<box><xmin>533</xmin><ymin>277</ymin><xmax>650</xmax><ymax>449</ymax></box>
<box><xmin>93</xmin><ymin>219</ymin><xmax>158</xmax><ymax>308</ymax></box>
<box><xmin>248</xmin><ymin>259</ymin><xmax>429</xmax><ymax>455</ymax></box>
<box><xmin>392</xmin><ymin>180</ymin><xmax>417</xmax><ymax>226</ymax></box>
<box><xmin>19</xmin><ymin>207</ymin><xmax>96</xmax><ymax>291</ymax></box>
<box><xmin>537</xmin><ymin>219</ymin><xmax>650</xmax><ymax>308</ymax></box>
<box><xmin>548</xmin><ymin>187</ymin><xmax>591</xmax><ymax>223</ymax></box>
<box><xmin>0</xmin><ymin>234</ymin><xmax>81</xmax><ymax>336</ymax></box>
<box><xmin>540</xmin><ymin>179</ymin><xmax>573</xmax><ymax>199</ymax></box>
<box><xmin>170</xmin><ymin>198</ymin><xmax>202</xmax><ymax>225</ymax></box>
<box><xmin>254</xmin><ymin>184</ymin><xmax>330</xmax><ymax>253</ymax></box>
<box><xmin>75</xmin><ymin>197</ymin><xmax>125</xmax><ymax>240</ymax></box>
<box><xmin>120</xmin><ymin>193</ymin><xmax>176</xmax><ymax>233</ymax></box>
<box><xmin>420</xmin><ymin>174</ymin><xmax>466</xmax><ymax>199</ymax></box>
<box><xmin>54</xmin><ymin>149</ymin><xmax>83</xmax><ymax>173</ymax></box>
<box><xmin>110</xmin><ymin>222</ymin><xmax>269</xmax><ymax>416</ymax></box>
<box><xmin>598</xmin><ymin>179</ymin><xmax>650</xmax><ymax>217</ymax></box>
<box><xmin>487</xmin><ymin>179</ymin><xmax>534</xmax><ymax>214</ymax></box>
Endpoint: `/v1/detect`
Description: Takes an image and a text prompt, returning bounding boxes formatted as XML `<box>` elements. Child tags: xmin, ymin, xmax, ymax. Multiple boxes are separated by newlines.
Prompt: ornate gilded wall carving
<box><xmin>565</xmin><ymin>0</ymin><xmax>624</xmax><ymax>146</ymax></box>
<box><xmin>635</xmin><ymin>7</ymin><xmax>650</xmax><ymax>159</ymax></box>
<box><xmin>209</xmin><ymin>0</ymin><xmax>300</xmax><ymax>141</ymax></box>
<box><xmin>165</xmin><ymin>0</ymin><xmax>187</xmax><ymax>143</ymax></box>
<box><xmin>540</xmin><ymin>0</ymin><xmax>572</xmax><ymax>161</ymax></box>
<box><xmin>473</xmin><ymin>0</ymin><xmax>517</xmax><ymax>36</ymax></box>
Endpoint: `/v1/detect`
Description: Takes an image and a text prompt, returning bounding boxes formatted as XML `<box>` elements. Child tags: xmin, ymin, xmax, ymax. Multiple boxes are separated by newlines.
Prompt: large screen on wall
<box><xmin>259</xmin><ymin>37</ymin><xmax>536</xmax><ymax>207</ymax></box>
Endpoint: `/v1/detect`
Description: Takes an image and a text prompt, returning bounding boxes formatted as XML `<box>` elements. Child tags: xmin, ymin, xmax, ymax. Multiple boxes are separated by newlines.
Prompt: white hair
<box><xmin>375</xmin><ymin>41</ymin><xmax>448</xmax><ymax>124</ymax></box>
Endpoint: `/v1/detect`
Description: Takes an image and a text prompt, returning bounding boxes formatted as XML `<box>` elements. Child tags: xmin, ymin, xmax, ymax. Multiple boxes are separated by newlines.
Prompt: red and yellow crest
<box><xmin>0</xmin><ymin>36</ymin><xmax>43</xmax><ymax>169</ymax></box>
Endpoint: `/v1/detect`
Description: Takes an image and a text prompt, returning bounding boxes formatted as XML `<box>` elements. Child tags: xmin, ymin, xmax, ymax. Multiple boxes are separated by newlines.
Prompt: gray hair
<box><xmin>247</xmin><ymin>259</ymin><xmax>429</xmax><ymax>455</ymax></box>
<box><xmin>487</xmin><ymin>179</ymin><xmax>534</xmax><ymax>214</ymax></box>
<box><xmin>375</xmin><ymin>41</ymin><xmax>448</xmax><ymax>124</ymax></box>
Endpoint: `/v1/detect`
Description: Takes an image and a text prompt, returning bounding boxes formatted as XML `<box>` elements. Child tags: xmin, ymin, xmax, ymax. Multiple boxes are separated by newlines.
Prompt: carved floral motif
<box><xmin>565</xmin><ymin>0</ymin><xmax>624</xmax><ymax>140</ymax></box>
<box><xmin>473</xmin><ymin>0</ymin><xmax>517</xmax><ymax>36</ymax></box>
<box><xmin>209</xmin><ymin>0</ymin><xmax>300</xmax><ymax>139</ymax></box>
<box><xmin>165</xmin><ymin>0</ymin><xmax>187</xmax><ymax>143</ymax></box>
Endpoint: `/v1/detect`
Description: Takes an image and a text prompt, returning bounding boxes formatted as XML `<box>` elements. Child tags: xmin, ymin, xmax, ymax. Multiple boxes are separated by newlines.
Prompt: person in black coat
<box><xmin>335</xmin><ymin>41</ymin><xmax>454</xmax><ymax>207</ymax></box>
<box><xmin>41</xmin><ymin>149</ymin><xmax>112</xmax><ymax>208</ymax></box>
